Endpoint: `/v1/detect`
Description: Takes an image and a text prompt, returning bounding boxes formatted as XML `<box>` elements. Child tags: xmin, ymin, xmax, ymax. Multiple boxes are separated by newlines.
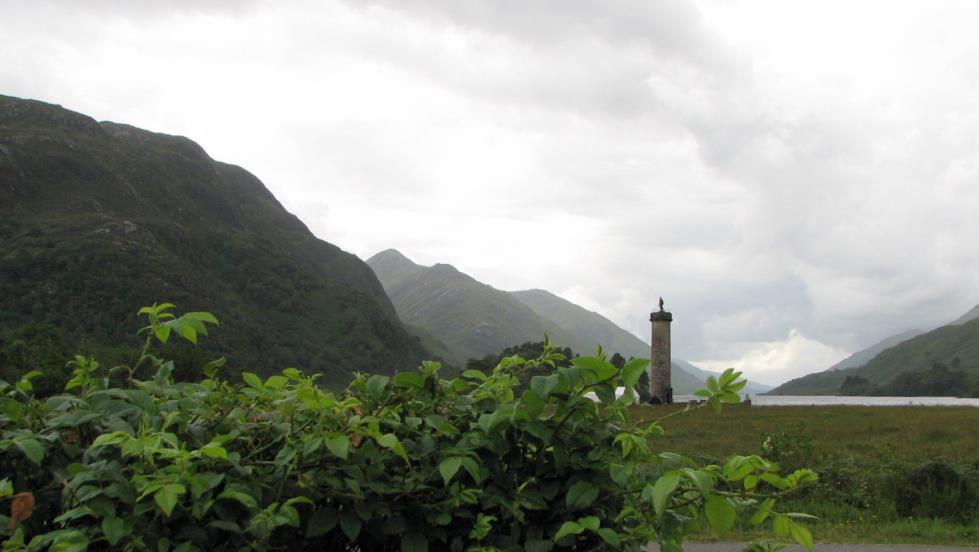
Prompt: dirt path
<box><xmin>646</xmin><ymin>543</ymin><xmax>979</xmax><ymax>551</ymax></box>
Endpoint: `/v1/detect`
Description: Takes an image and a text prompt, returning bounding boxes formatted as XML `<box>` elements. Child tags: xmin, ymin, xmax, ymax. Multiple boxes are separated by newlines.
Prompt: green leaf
<box><xmin>366</xmin><ymin>375</ymin><xmax>390</xmax><ymax>398</ymax></box>
<box><xmin>340</xmin><ymin>510</ymin><xmax>362</xmax><ymax>540</ymax></box>
<box><xmin>201</xmin><ymin>444</ymin><xmax>228</xmax><ymax>460</ymax></box>
<box><xmin>376</xmin><ymin>433</ymin><xmax>409</xmax><ymax>462</ymax></box>
<box><xmin>478</xmin><ymin>408</ymin><xmax>511</xmax><ymax>434</ymax></box>
<box><xmin>102</xmin><ymin>516</ymin><xmax>127</xmax><ymax>546</ymax></box>
<box><xmin>186</xmin><ymin>311</ymin><xmax>219</xmax><ymax>325</ymax></box>
<box><xmin>49</xmin><ymin>531</ymin><xmax>90</xmax><ymax>552</ymax></box>
<box><xmin>682</xmin><ymin>468</ymin><xmax>715</xmax><ymax>497</ymax></box>
<box><xmin>651</xmin><ymin>472</ymin><xmax>680</xmax><ymax>516</ymax></box>
<box><xmin>0</xmin><ymin>479</ymin><xmax>12</xmax><ymax>499</ymax></box>
<box><xmin>773</xmin><ymin>514</ymin><xmax>791</xmax><ymax>537</ymax></box>
<box><xmin>439</xmin><ymin>457</ymin><xmax>463</xmax><ymax>485</ymax></box>
<box><xmin>154</xmin><ymin>325</ymin><xmax>172</xmax><ymax>344</ymax></box>
<box><xmin>202</xmin><ymin>357</ymin><xmax>226</xmax><ymax>379</ymax></box>
<box><xmin>609</xmin><ymin>462</ymin><xmax>633</xmax><ymax>486</ymax></box>
<box><xmin>139</xmin><ymin>303</ymin><xmax>174</xmax><ymax>316</ymax></box>
<box><xmin>401</xmin><ymin>532</ymin><xmax>428</xmax><ymax>552</ymax></box>
<box><xmin>554</xmin><ymin>520</ymin><xmax>585</xmax><ymax>541</ymax></box>
<box><xmin>423</xmin><ymin>415</ymin><xmax>459</xmax><ymax>435</ymax></box>
<box><xmin>760</xmin><ymin>473</ymin><xmax>789</xmax><ymax>490</ymax></box>
<box><xmin>621</xmin><ymin>358</ymin><xmax>650</xmax><ymax>387</ymax></box>
<box><xmin>789</xmin><ymin>519</ymin><xmax>814</xmax><ymax>551</ymax></box>
<box><xmin>177</xmin><ymin>321</ymin><xmax>199</xmax><ymax>343</ymax></box>
<box><xmin>218</xmin><ymin>489</ymin><xmax>258</xmax><ymax>509</ymax></box>
<box><xmin>393</xmin><ymin>371</ymin><xmax>424</xmax><ymax>389</ymax></box>
<box><xmin>264</xmin><ymin>375</ymin><xmax>288</xmax><ymax>390</ymax></box>
<box><xmin>577</xmin><ymin>516</ymin><xmax>600</xmax><ymax>531</ymax></box>
<box><xmin>565</xmin><ymin>480</ymin><xmax>599</xmax><ymax>510</ymax></box>
<box><xmin>460</xmin><ymin>457</ymin><xmax>482</xmax><ymax>483</ymax></box>
<box><xmin>324</xmin><ymin>435</ymin><xmax>350</xmax><ymax>460</ymax></box>
<box><xmin>530</xmin><ymin>374</ymin><xmax>560</xmax><ymax>399</ymax></box>
<box><xmin>705</xmin><ymin>495</ymin><xmax>736</xmax><ymax>536</ymax></box>
<box><xmin>572</xmin><ymin>356</ymin><xmax>618</xmax><ymax>382</ymax></box>
<box><xmin>242</xmin><ymin>372</ymin><xmax>263</xmax><ymax>390</ymax></box>
<box><xmin>597</xmin><ymin>528</ymin><xmax>621</xmax><ymax>547</ymax></box>
<box><xmin>306</xmin><ymin>507</ymin><xmax>338</xmax><ymax>538</ymax></box>
<box><xmin>13</xmin><ymin>435</ymin><xmax>44</xmax><ymax>465</ymax></box>
<box><xmin>461</xmin><ymin>370</ymin><xmax>487</xmax><ymax>381</ymax></box>
<box><xmin>749</xmin><ymin>498</ymin><xmax>775</xmax><ymax>525</ymax></box>
<box><xmin>154</xmin><ymin>484</ymin><xmax>185</xmax><ymax>517</ymax></box>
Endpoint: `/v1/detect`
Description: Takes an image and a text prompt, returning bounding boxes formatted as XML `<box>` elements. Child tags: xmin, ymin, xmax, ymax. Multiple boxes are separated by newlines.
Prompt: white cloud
<box><xmin>696</xmin><ymin>330</ymin><xmax>848</xmax><ymax>385</ymax></box>
<box><xmin>3</xmin><ymin>0</ymin><xmax>979</xmax><ymax>385</ymax></box>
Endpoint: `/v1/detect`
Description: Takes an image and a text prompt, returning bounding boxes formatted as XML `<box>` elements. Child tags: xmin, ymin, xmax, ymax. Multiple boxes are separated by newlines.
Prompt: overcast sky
<box><xmin>4</xmin><ymin>0</ymin><xmax>979</xmax><ymax>385</ymax></box>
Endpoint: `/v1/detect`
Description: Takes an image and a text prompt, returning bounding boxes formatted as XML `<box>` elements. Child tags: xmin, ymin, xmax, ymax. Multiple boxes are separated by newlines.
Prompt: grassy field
<box><xmin>631</xmin><ymin>404</ymin><xmax>979</xmax><ymax>546</ymax></box>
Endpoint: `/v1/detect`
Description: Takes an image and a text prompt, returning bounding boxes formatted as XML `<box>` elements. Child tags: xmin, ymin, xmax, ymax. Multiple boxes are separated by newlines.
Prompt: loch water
<box><xmin>674</xmin><ymin>395</ymin><xmax>979</xmax><ymax>407</ymax></box>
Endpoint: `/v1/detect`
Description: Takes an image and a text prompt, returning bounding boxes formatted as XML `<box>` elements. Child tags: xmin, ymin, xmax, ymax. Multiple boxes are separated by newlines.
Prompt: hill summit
<box><xmin>0</xmin><ymin>95</ymin><xmax>425</xmax><ymax>387</ymax></box>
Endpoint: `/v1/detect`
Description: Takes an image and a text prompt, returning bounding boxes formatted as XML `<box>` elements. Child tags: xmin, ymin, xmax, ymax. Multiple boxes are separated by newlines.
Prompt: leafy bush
<box><xmin>894</xmin><ymin>461</ymin><xmax>978</xmax><ymax>522</ymax></box>
<box><xmin>0</xmin><ymin>305</ymin><xmax>816</xmax><ymax>551</ymax></box>
<box><xmin>760</xmin><ymin>429</ymin><xmax>816</xmax><ymax>473</ymax></box>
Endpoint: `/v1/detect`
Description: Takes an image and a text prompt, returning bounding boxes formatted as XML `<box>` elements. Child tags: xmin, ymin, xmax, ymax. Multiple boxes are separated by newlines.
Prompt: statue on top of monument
<box><xmin>658</xmin><ymin>297</ymin><xmax>664</xmax><ymax>311</ymax></box>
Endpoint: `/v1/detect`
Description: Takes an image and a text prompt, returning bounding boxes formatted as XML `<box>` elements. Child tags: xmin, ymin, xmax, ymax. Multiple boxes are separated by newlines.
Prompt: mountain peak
<box><xmin>366</xmin><ymin>249</ymin><xmax>426</xmax><ymax>289</ymax></box>
<box><xmin>368</xmin><ymin>248</ymin><xmax>417</xmax><ymax>267</ymax></box>
<box><xmin>951</xmin><ymin>303</ymin><xmax>979</xmax><ymax>326</ymax></box>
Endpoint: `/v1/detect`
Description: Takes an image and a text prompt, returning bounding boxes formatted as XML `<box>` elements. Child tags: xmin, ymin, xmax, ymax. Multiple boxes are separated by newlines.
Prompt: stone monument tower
<box><xmin>649</xmin><ymin>297</ymin><xmax>673</xmax><ymax>404</ymax></box>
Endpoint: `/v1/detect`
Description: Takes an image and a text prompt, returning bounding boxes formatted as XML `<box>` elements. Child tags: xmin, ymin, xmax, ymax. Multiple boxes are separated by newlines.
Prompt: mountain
<box><xmin>769</xmin><ymin>329</ymin><xmax>923</xmax><ymax>395</ymax></box>
<box><xmin>671</xmin><ymin>359</ymin><xmax>773</xmax><ymax>396</ymax></box>
<box><xmin>824</xmin><ymin>330</ymin><xmax>924</xmax><ymax>371</ymax></box>
<box><xmin>0</xmin><ymin>95</ymin><xmax>426</xmax><ymax>388</ymax></box>
<box><xmin>951</xmin><ymin>303</ymin><xmax>979</xmax><ymax>326</ymax></box>
<box><xmin>366</xmin><ymin>249</ymin><xmax>587</xmax><ymax>362</ymax></box>
<box><xmin>368</xmin><ymin>249</ymin><xmax>769</xmax><ymax>395</ymax></box>
<box><xmin>837</xmin><ymin>318</ymin><xmax>979</xmax><ymax>392</ymax></box>
<box><xmin>770</xmin><ymin>320</ymin><xmax>979</xmax><ymax>396</ymax></box>
<box><xmin>509</xmin><ymin>289</ymin><xmax>650</xmax><ymax>358</ymax></box>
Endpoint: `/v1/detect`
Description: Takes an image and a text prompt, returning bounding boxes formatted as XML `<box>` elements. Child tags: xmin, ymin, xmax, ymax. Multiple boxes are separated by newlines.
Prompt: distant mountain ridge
<box><xmin>0</xmin><ymin>95</ymin><xmax>426</xmax><ymax>388</ymax></box>
<box><xmin>951</xmin><ymin>304</ymin><xmax>979</xmax><ymax>326</ymax></box>
<box><xmin>366</xmin><ymin>249</ymin><xmax>593</xmax><ymax>364</ymax></box>
<box><xmin>824</xmin><ymin>330</ymin><xmax>924</xmax><ymax>372</ymax></box>
<box><xmin>671</xmin><ymin>358</ymin><xmax>772</xmax><ymax>396</ymax></box>
<box><xmin>367</xmin><ymin>249</ymin><xmax>772</xmax><ymax>395</ymax></box>
<box><xmin>771</xmin><ymin>304</ymin><xmax>979</xmax><ymax>396</ymax></box>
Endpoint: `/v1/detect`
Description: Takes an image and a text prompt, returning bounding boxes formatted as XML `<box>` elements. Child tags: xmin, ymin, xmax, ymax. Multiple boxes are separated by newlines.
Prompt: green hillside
<box><xmin>366</xmin><ymin>250</ymin><xmax>587</xmax><ymax>362</ymax></box>
<box><xmin>847</xmin><ymin>318</ymin><xmax>979</xmax><ymax>390</ymax></box>
<box><xmin>951</xmin><ymin>304</ymin><xmax>979</xmax><ymax>325</ymax></box>
<box><xmin>0</xmin><ymin>95</ymin><xmax>426</xmax><ymax>388</ymax></box>
<box><xmin>509</xmin><ymin>289</ymin><xmax>651</xmax><ymax>358</ymax></box>
<box><xmin>770</xmin><ymin>329</ymin><xmax>922</xmax><ymax>395</ymax></box>
<box><xmin>771</xmin><ymin>318</ymin><xmax>979</xmax><ymax>396</ymax></box>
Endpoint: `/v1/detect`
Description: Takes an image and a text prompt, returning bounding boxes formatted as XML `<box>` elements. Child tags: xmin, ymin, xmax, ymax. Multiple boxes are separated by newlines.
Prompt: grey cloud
<box><xmin>16</xmin><ymin>0</ymin><xmax>265</xmax><ymax>18</ymax></box>
<box><xmin>6</xmin><ymin>0</ymin><xmax>979</xmax><ymax>383</ymax></box>
<box><xmin>344</xmin><ymin>0</ymin><xmax>709</xmax><ymax>53</ymax></box>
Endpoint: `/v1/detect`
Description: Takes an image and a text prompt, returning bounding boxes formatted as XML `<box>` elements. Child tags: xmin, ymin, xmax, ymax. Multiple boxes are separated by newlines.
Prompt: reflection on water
<box><xmin>673</xmin><ymin>395</ymin><xmax>979</xmax><ymax>407</ymax></box>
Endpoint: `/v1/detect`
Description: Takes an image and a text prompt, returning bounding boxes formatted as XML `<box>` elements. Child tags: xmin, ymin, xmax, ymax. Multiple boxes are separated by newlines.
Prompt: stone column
<box><xmin>649</xmin><ymin>306</ymin><xmax>673</xmax><ymax>404</ymax></box>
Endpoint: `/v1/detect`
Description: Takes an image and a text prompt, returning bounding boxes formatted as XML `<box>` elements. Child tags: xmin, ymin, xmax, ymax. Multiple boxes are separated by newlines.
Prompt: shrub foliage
<box><xmin>0</xmin><ymin>305</ymin><xmax>815</xmax><ymax>551</ymax></box>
